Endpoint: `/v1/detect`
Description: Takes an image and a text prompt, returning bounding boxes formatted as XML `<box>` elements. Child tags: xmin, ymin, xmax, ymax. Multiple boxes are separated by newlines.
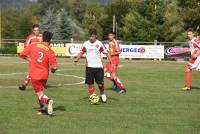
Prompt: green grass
<box><xmin>0</xmin><ymin>56</ymin><xmax>200</xmax><ymax>134</ymax></box>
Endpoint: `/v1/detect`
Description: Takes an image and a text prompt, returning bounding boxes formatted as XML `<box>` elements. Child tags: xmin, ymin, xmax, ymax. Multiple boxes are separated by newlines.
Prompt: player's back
<box><xmin>26</xmin><ymin>42</ymin><xmax>56</xmax><ymax>80</ymax></box>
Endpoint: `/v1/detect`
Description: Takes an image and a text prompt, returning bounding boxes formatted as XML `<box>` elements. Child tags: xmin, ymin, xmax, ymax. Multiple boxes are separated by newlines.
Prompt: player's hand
<box><xmin>51</xmin><ymin>68</ymin><xmax>57</xmax><ymax>74</ymax></box>
<box><xmin>24</xmin><ymin>57</ymin><xmax>30</xmax><ymax>63</ymax></box>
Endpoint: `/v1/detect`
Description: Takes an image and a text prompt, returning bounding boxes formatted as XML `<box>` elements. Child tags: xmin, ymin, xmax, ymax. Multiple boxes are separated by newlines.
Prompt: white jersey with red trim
<box><xmin>81</xmin><ymin>40</ymin><xmax>107</xmax><ymax>68</ymax></box>
<box><xmin>189</xmin><ymin>37</ymin><xmax>199</xmax><ymax>55</ymax></box>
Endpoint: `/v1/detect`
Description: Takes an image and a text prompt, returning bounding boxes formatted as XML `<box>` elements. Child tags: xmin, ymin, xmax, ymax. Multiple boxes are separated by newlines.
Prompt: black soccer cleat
<box><xmin>18</xmin><ymin>85</ymin><xmax>26</xmax><ymax>91</ymax></box>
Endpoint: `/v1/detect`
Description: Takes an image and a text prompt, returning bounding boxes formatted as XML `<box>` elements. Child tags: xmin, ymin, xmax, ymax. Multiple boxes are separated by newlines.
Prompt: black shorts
<box><xmin>85</xmin><ymin>67</ymin><xmax>104</xmax><ymax>85</ymax></box>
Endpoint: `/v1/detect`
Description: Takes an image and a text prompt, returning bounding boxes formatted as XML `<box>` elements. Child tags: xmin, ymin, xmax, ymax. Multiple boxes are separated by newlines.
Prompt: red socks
<box><xmin>88</xmin><ymin>85</ymin><xmax>105</xmax><ymax>95</ymax></box>
<box><xmin>39</xmin><ymin>95</ymin><xmax>49</xmax><ymax>104</ymax></box>
<box><xmin>23</xmin><ymin>74</ymin><xmax>31</xmax><ymax>86</ymax></box>
<box><xmin>89</xmin><ymin>87</ymin><xmax>95</xmax><ymax>95</ymax></box>
<box><xmin>98</xmin><ymin>84</ymin><xmax>105</xmax><ymax>94</ymax></box>
<box><xmin>186</xmin><ymin>70</ymin><xmax>191</xmax><ymax>88</ymax></box>
<box><xmin>114</xmin><ymin>77</ymin><xmax>125</xmax><ymax>90</ymax></box>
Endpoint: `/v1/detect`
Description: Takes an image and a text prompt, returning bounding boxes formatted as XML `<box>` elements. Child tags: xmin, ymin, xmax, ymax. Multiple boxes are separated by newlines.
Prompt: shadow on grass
<box><xmin>105</xmin><ymin>87</ymin><xmax>113</xmax><ymax>90</ymax></box>
<box><xmin>191</xmin><ymin>86</ymin><xmax>200</xmax><ymax>90</ymax></box>
<box><xmin>54</xmin><ymin>105</ymin><xmax>66</xmax><ymax>111</ymax></box>
<box><xmin>45</xmin><ymin>85</ymin><xmax>59</xmax><ymax>89</ymax></box>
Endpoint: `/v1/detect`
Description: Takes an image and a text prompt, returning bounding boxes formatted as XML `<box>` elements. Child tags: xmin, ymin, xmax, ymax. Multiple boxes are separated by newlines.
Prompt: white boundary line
<box><xmin>0</xmin><ymin>72</ymin><xmax>85</xmax><ymax>89</ymax></box>
<box><xmin>0</xmin><ymin>68</ymin><xmax>83</xmax><ymax>76</ymax></box>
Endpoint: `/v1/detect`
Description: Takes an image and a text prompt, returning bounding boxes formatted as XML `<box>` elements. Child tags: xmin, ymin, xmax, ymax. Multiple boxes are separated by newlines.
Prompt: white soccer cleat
<box><xmin>100</xmin><ymin>94</ymin><xmax>107</xmax><ymax>103</ymax></box>
<box><xmin>47</xmin><ymin>99</ymin><xmax>54</xmax><ymax>115</ymax></box>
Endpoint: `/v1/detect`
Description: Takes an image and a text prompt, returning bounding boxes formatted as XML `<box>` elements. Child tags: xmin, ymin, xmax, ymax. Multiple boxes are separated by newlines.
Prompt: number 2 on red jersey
<box><xmin>37</xmin><ymin>51</ymin><xmax>44</xmax><ymax>63</ymax></box>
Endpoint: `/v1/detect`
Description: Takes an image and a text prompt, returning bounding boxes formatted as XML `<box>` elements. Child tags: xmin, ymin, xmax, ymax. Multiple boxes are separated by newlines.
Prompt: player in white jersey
<box><xmin>181</xmin><ymin>28</ymin><xmax>200</xmax><ymax>91</ymax></box>
<box><xmin>73</xmin><ymin>28</ymin><xmax>113</xmax><ymax>104</ymax></box>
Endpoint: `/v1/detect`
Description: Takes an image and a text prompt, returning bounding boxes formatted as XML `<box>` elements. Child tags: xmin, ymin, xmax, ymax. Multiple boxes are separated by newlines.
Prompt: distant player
<box><xmin>19</xmin><ymin>24</ymin><xmax>42</xmax><ymax>91</ymax></box>
<box><xmin>104</xmin><ymin>32</ymin><xmax>126</xmax><ymax>93</ymax></box>
<box><xmin>73</xmin><ymin>28</ymin><xmax>113</xmax><ymax>104</ymax></box>
<box><xmin>181</xmin><ymin>28</ymin><xmax>200</xmax><ymax>91</ymax></box>
<box><xmin>19</xmin><ymin>31</ymin><xmax>57</xmax><ymax>115</ymax></box>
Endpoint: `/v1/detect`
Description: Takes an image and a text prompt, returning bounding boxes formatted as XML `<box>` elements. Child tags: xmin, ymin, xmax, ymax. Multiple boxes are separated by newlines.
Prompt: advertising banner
<box><xmin>18</xmin><ymin>42</ymin><xmax>165</xmax><ymax>59</ymax></box>
<box><xmin>120</xmin><ymin>45</ymin><xmax>165</xmax><ymax>59</ymax></box>
<box><xmin>66</xmin><ymin>43</ymin><xmax>84</xmax><ymax>57</ymax></box>
<box><xmin>17</xmin><ymin>42</ymin><xmax>67</xmax><ymax>56</ymax></box>
<box><xmin>164</xmin><ymin>46</ymin><xmax>190</xmax><ymax>60</ymax></box>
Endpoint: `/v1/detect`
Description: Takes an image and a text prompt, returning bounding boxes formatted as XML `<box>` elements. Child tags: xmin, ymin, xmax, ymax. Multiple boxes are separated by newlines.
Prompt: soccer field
<box><xmin>0</xmin><ymin>56</ymin><xmax>200</xmax><ymax>134</ymax></box>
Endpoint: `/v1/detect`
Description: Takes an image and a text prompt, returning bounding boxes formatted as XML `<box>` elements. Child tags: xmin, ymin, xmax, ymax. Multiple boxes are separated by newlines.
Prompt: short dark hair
<box><xmin>89</xmin><ymin>28</ymin><xmax>97</xmax><ymax>36</ymax></box>
<box><xmin>42</xmin><ymin>31</ymin><xmax>53</xmax><ymax>42</ymax></box>
<box><xmin>32</xmin><ymin>24</ymin><xmax>40</xmax><ymax>29</ymax></box>
<box><xmin>109</xmin><ymin>31</ymin><xmax>116</xmax><ymax>35</ymax></box>
<box><xmin>187</xmin><ymin>28</ymin><xmax>194</xmax><ymax>32</ymax></box>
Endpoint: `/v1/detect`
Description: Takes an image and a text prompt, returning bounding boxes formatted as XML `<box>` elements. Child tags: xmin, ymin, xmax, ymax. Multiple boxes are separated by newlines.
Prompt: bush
<box><xmin>0</xmin><ymin>46</ymin><xmax>17</xmax><ymax>54</ymax></box>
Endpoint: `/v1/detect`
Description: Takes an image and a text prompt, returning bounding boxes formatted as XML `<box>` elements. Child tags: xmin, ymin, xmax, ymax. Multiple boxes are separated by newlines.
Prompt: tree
<box><xmin>120</xmin><ymin>0</ymin><xmax>185</xmax><ymax>42</ymax></box>
<box><xmin>161</xmin><ymin>0</ymin><xmax>185</xmax><ymax>41</ymax></box>
<box><xmin>37</xmin><ymin>0</ymin><xmax>62</xmax><ymax>15</ymax></box>
<box><xmin>40</xmin><ymin>9</ymin><xmax>57</xmax><ymax>34</ymax></box>
<box><xmin>55</xmin><ymin>10</ymin><xmax>73</xmax><ymax>40</ymax></box>
<box><xmin>178</xmin><ymin>0</ymin><xmax>200</xmax><ymax>32</ymax></box>
<box><xmin>82</xmin><ymin>3</ymin><xmax>108</xmax><ymax>39</ymax></box>
<box><xmin>103</xmin><ymin>0</ymin><xmax>134</xmax><ymax>39</ymax></box>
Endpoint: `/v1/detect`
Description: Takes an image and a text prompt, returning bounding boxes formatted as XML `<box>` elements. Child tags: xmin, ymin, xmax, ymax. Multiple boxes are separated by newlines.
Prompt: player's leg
<box><xmin>111</xmin><ymin>65</ymin><xmax>126</xmax><ymax>93</ymax></box>
<box><xmin>86</xmin><ymin>67</ymin><xmax>96</xmax><ymax>95</ymax></box>
<box><xmin>85</xmin><ymin>67</ymin><xmax>99</xmax><ymax>104</ymax></box>
<box><xmin>19</xmin><ymin>73</ymin><xmax>31</xmax><ymax>91</ymax></box>
<box><xmin>181</xmin><ymin>58</ymin><xmax>195</xmax><ymax>91</ymax></box>
<box><xmin>95</xmin><ymin>68</ymin><xmax>107</xmax><ymax>102</ymax></box>
<box><xmin>104</xmin><ymin>63</ymin><xmax>115</xmax><ymax>84</ymax></box>
<box><xmin>32</xmin><ymin>79</ymin><xmax>53</xmax><ymax>115</ymax></box>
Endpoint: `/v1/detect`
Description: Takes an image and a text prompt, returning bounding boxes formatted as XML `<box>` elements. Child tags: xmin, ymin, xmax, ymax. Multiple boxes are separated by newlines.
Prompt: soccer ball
<box><xmin>89</xmin><ymin>94</ymin><xmax>100</xmax><ymax>104</ymax></box>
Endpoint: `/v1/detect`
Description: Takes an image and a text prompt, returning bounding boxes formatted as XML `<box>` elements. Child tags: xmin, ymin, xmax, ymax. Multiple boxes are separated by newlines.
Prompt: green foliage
<box><xmin>177</xmin><ymin>0</ymin><xmax>200</xmax><ymax>32</ymax></box>
<box><xmin>2</xmin><ymin>6</ymin><xmax>36</xmax><ymax>39</ymax></box>
<box><xmin>1</xmin><ymin>0</ymin><xmax>200</xmax><ymax>41</ymax></box>
<box><xmin>82</xmin><ymin>3</ymin><xmax>108</xmax><ymax>39</ymax></box>
<box><xmin>121</xmin><ymin>0</ymin><xmax>185</xmax><ymax>42</ymax></box>
<box><xmin>0</xmin><ymin>46</ymin><xmax>16</xmax><ymax>54</ymax></box>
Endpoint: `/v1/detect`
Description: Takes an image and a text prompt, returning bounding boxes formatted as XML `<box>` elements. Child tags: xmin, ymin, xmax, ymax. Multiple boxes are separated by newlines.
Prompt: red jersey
<box><xmin>24</xmin><ymin>33</ymin><xmax>42</xmax><ymax>48</ymax></box>
<box><xmin>109</xmin><ymin>39</ymin><xmax>121</xmax><ymax>64</ymax></box>
<box><xmin>19</xmin><ymin>42</ymin><xmax>57</xmax><ymax>80</ymax></box>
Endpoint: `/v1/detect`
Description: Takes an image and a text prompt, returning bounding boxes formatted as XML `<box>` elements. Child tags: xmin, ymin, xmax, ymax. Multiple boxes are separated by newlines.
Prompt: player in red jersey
<box><xmin>104</xmin><ymin>32</ymin><xmax>126</xmax><ymax>93</ymax></box>
<box><xmin>181</xmin><ymin>28</ymin><xmax>200</xmax><ymax>91</ymax></box>
<box><xmin>19</xmin><ymin>31</ymin><xmax>57</xmax><ymax>115</ymax></box>
<box><xmin>19</xmin><ymin>24</ymin><xmax>42</xmax><ymax>91</ymax></box>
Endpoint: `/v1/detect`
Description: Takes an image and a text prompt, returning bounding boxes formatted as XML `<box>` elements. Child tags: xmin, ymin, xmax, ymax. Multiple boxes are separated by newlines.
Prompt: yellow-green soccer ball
<box><xmin>90</xmin><ymin>94</ymin><xmax>100</xmax><ymax>104</ymax></box>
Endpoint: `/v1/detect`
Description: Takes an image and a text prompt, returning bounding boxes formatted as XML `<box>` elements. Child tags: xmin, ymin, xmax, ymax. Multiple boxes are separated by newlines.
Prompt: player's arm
<box><xmin>105</xmin><ymin>52</ymin><xmax>113</xmax><ymax>64</ymax></box>
<box><xmin>19</xmin><ymin>46</ymin><xmax>31</xmax><ymax>61</ymax></box>
<box><xmin>100</xmin><ymin>43</ymin><xmax>113</xmax><ymax>64</ymax></box>
<box><xmin>109</xmin><ymin>51</ymin><xmax>121</xmax><ymax>56</ymax></box>
<box><xmin>24</xmin><ymin>35</ymin><xmax>31</xmax><ymax>48</ymax></box>
<box><xmin>109</xmin><ymin>42</ymin><xmax>121</xmax><ymax>56</ymax></box>
<box><xmin>48</xmin><ymin>50</ymin><xmax>58</xmax><ymax>73</ymax></box>
<box><xmin>73</xmin><ymin>47</ymin><xmax>86</xmax><ymax>64</ymax></box>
